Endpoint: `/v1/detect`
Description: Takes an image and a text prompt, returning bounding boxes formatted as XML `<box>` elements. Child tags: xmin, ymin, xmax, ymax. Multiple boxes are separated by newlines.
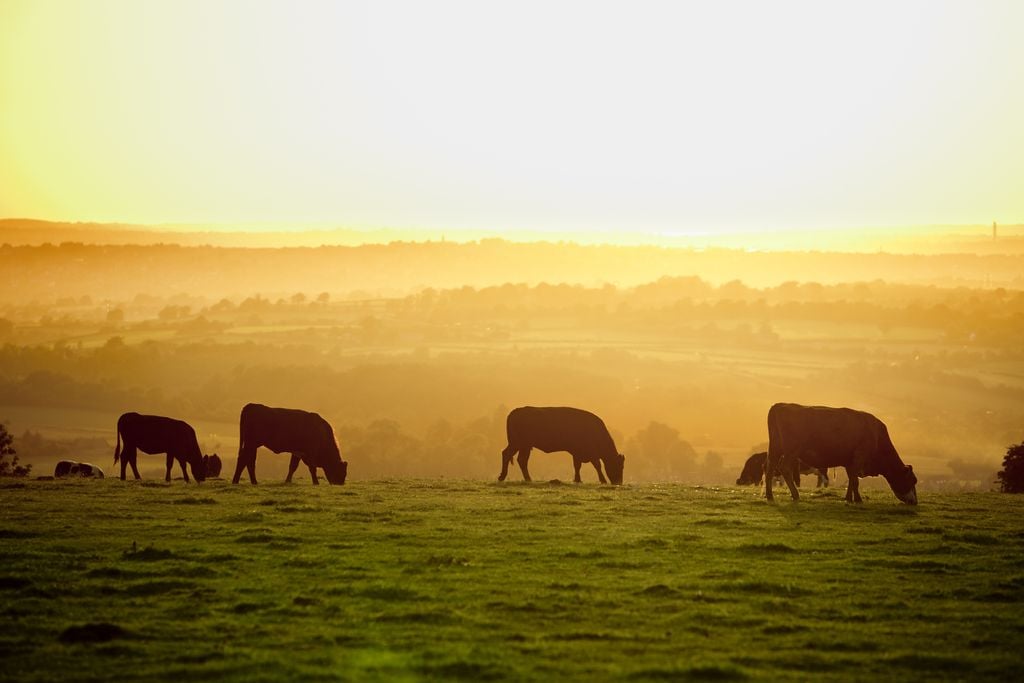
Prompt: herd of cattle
<box><xmin>51</xmin><ymin>401</ymin><xmax>919</xmax><ymax>504</ymax></box>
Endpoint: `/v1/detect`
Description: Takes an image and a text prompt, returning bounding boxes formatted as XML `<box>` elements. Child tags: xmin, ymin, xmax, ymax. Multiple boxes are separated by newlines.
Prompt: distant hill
<box><xmin>2</xmin><ymin>218</ymin><xmax>1023</xmax><ymax>253</ymax></box>
<box><xmin>2</xmin><ymin>237</ymin><xmax>1023</xmax><ymax>304</ymax></box>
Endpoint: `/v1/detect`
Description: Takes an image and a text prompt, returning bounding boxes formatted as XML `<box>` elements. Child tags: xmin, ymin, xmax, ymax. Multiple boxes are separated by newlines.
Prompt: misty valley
<box><xmin>1</xmin><ymin>240</ymin><xmax>1021</xmax><ymax>488</ymax></box>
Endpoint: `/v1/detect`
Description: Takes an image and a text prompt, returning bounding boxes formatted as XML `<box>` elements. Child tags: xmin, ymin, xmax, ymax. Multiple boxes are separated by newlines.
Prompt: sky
<box><xmin>1</xmin><ymin>0</ymin><xmax>1022</xmax><ymax>240</ymax></box>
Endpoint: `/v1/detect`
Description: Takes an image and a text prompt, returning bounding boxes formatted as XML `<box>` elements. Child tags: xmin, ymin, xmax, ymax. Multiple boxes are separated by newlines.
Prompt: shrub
<box><xmin>996</xmin><ymin>442</ymin><xmax>1024</xmax><ymax>493</ymax></box>
<box><xmin>0</xmin><ymin>422</ymin><xmax>31</xmax><ymax>478</ymax></box>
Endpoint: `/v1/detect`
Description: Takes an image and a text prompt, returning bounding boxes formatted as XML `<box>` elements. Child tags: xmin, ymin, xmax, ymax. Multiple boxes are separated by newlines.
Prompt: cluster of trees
<box><xmin>4</xmin><ymin>240</ymin><xmax>1023</xmax><ymax>307</ymax></box>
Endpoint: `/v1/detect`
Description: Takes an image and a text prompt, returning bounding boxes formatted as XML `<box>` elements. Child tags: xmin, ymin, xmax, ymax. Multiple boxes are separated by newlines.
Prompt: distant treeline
<box><xmin>4</xmin><ymin>276</ymin><xmax>1023</xmax><ymax>349</ymax></box>
<box><xmin>3</xmin><ymin>240</ymin><xmax>1024</xmax><ymax>305</ymax></box>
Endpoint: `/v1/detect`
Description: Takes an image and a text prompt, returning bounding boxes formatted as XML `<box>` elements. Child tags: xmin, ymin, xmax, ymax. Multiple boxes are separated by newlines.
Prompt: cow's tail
<box><xmin>113</xmin><ymin>421</ymin><xmax>122</xmax><ymax>465</ymax></box>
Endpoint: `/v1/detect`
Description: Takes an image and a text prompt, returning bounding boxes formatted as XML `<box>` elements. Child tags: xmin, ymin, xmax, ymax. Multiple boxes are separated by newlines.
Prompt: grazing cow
<box><xmin>114</xmin><ymin>413</ymin><xmax>207</xmax><ymax>483</ymax></box>
<box><xmin>765</xmin><ymin>403</ymin><xmax>917</xmax><ymax>504</ymax></box>
<box><xmin>736</xmin><ymin>451</ymin><xmax>829</xmax><ymax>488</ymax></box>
<box><xmin>499</xmin><ymin>406</ymin><xmax>625</xmax><ymax>485</ymax></box>
<box><xmin>54</xmin><ymin>460</ymin><xmax>105</xmax><ymax>479</ymax></box>
<box><xmin>233</xmin><ymin>403</ymin><xmax>348</xmax><ymax>485</ymax></box>
<box><xmin>202</xmin><ymin>453</ymin><xmax>223</xmax><ymax>478</ymax></box>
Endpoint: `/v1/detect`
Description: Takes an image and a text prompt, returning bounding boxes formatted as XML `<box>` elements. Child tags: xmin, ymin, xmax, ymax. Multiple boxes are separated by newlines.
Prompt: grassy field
<box><xmin>1</xmin><ymin>479</ymin><xmax>1022</xmax><ymax>682</ymax></box>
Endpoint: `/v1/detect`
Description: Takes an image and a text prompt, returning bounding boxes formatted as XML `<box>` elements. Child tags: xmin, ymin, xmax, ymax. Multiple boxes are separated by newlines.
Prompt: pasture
<box><xmin>1</xmin><ymin>479</ymin><xmax>1022</xmax><ymax>681</ymax></box>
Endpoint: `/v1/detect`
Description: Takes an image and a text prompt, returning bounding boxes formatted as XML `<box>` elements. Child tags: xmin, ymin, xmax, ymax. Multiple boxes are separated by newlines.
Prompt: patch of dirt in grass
<box><xmin>171</xmin><ymin>497</ymin><xmax>217</xmax><ymax>505</ymax></box>
<box><xmin>887</xmin><ymin>653</ymin><xmax>976</xmax><ymax>673</ymax></box>
<box><xmin>58</xmin><ymin>622</ymin><xmax>129</xmax><ymax>644</ymax></box>
<box><xmin>374</xmin><ymin>609</ymin><xmax>455</xmax><ymax>625</ymax></box>
<box><xmin>761</xmin><ymin>624</ymin><xmax>808</xmax><ymax>635</ymax></box>
<box><xmin>0</xmin><ymin>576</ymin><xmax>32</xmax><ymax>590</ymax></box>
<box><xmin>235</xmin><ymin>531</ymin><xmax>301</xmax><ymax>545</ymax></box>
<box><xmin>629</xmin><ymin>664</ymin><xmax>749</xmax><ymax>681</ymax></box>
<box><xmin>124</xmin><ymin>580</ymin><xmax>193</xmax><ymax>596</ymax></box>
<box><xmin>0</xmin><ymin>529</ymin><xmax>39</xmax><ymax>539</ymax></box>
<box><xmin>942</xmin><ymin>532</ymin><xmax>1000</xmax><ymax>546</ymax></box>
<box><xmin>636</xmin><ymin>584</ymin><xmax>682</xmax><ymax>598</ymax></box>
<box><xmin>122</xmin><ymin>546</ymin><xmax>175</xmax><ymax>561</ymax></box>
<box><xmin>232</xmin><ymin>602</ymin><xmax>275</xmax><ymax>614</ymax></box>
<box><xmin>417</xmin><ymin>660</ymin><xmax>504</xmax><ymax>681</ymax></box>
<box><xmin>358</xmin><ymin>585</ymin><xmax>423</xmax><ymax>601</ymax></box>
<box><xmin>425</xmin><ymin>554</ymin><xmax>470</xmax><ymax>567</ymax></box>
<box><xmin>735</xmin><ymin>543</ymin><xmax>797</xmax><ymax>554</ymax></box>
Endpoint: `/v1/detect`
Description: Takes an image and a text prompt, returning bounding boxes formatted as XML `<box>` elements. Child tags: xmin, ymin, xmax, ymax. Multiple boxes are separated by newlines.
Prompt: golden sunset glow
<box><xmin>2</xmin><ymin>0</ymin><xmax>1022</xmax><ymax>241</ymax></box>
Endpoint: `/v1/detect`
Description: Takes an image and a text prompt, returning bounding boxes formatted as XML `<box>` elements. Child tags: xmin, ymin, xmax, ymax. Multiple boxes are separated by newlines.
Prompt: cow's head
<box><xmin>203</xmin><ymin>453</ymin><xmax>223</xmax><ymax>478</ymax></box>
<box><xmin>323</xmin><ymin>458</ymin><xmax>348</xmax><ymax>485</ymax></box>
<box><xmin>736</xmin><ymin>452</ymin><xmax>767</xmax><ymax>486</ymax></box>
<box><xmin>604</xmin><ymin>453</ymin><xmax>625</xmax><ymax>485</ymax></box>
<box><xmin>889</xmin><ymin>464</ymin><xmax>918</xmax><ymax>505</ymax></box>
<box><xmin>189</xmin><ymin>453</ymin><xmax>208</xmax><ymax>483</ymax></box>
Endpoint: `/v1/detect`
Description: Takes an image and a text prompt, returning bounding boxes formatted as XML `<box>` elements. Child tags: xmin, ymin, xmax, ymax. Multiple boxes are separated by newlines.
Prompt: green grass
<box><xmin>1</xmin><ymin>479</ymin><xmax>1023</xmax><ymax>681</ymax></box>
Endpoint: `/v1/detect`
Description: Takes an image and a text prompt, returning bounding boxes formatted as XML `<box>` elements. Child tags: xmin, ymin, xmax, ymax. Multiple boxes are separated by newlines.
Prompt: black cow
<box><xmin>202</xmin><ymin>453</ymin><xmax>223</xmax><ymax>478</ymax></box>
<box><xmin>114</xmin><ymin>412</ymin><xmax>207</xmax><ymax>483</ymax></box>
<box><xmin>736</xmin><ymin>451</ymin><xmax>829</xmax><ymax>488</ymax></box>
<box><xmin>766</xmin><ymin>403</ymin><xmax>917</xmax><ymax>504</ymax></box>
<box><xmin>499</xmin><ymin>406</ymin><xmax>625</xmax><ymax>485</ymax></box>
<box><xmin>232</xmin><ymin>403</ymin><xmax>348</xmax><ymax>485</ymax></box>
<box><xmin>54</xmin><ymin>460</ymin><xmax>105</xmax><ymax>478</ymax></box>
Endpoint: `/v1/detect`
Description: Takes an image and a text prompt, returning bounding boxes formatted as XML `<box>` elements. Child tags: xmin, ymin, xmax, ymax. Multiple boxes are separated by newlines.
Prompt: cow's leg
<box><xmin>844</xmin><ymin>466</ymin><xmax>861</xmax><ymax>503</ymax></box>
<box><xmin>233</xmin><ymin>446</ymin><xmax>258</xmax><ymax>485</ymax></box>
<box><xmin>179</xmin><ymin>455</ymin><xmax>190</xmax><ymax>483</ymax></box>
<box><xmin>120</xmin><ymin>449</ymin><xmax>129</xmax><ymax>481</ymax></box>
<box><xmin>817</xmin><ymin>469</ymin><xmax>829</xmax><ymax>488</ymax></box>
<box><xmin>285</xmin><ymin>455</ymin><xmax>301</xmax><ymax>483</ymax></box>
<box><xmin>591</xmin><ymin>458</ymin><xmax>607</xmax><ymax>484</ymax></box>
<box><xmin>764</xmin><ymin>449</ymin><xmax>778</xmax><ymax>501</ymax></box>
<box><xmin>246</xmin><ymin>453</ymin><xmax>257</xmax><ymax>485</ymax></box>
<box><xmin>779</xmin><ymin>456</ymin><xmax>800</xmax><ymax>501</ymax></box>
<box><xmin>128</xmin><ymin>448</ymin><xmax>142</xmax><ymax>480</ymax></box>
<box><xmin>165</xmin><ymin>454</ymin><xmax>174</xmax><ymax>482</ymax></box>
<box><xmin>516</xmin><ymin>447</ymin><xmax>532</xmax><ymax>482</ymax></box>
<box><xmin>498</xmin><ymin>444</ymin><xmax>516</xmax><ymax>481</ymax></box>
<box><xmin>308</xmin><ymin>466</ymin><xmax>319</xmax><ymax>486</ymax></box>
<box><xmin>572</xmin><ymin>456</ymin><xmax>583</xmax><ymax>483</ymax></box>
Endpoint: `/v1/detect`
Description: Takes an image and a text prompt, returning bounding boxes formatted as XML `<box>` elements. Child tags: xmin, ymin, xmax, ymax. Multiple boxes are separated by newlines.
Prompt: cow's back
<box><xmin>507</xmin><ymin>406</ymin><xmax>615</xmax><ymax>456</ymax></box>
<box><xmin>769</xmin><ymin>403</ymin><xmax>882</xmax><ymax>469</ymax></box>
<box><xmin>120</xmin><ymin>413</ymin><xmax>196</xmax><ymax>454</ymax></box>
<box><xmin>241</xmin><ymin>403</ymin><xmax>335</xmax><ymax>456</ymax></box>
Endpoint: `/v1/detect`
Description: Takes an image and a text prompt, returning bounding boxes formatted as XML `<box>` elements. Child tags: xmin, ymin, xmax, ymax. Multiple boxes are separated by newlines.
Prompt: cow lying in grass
<box><xmin>54</xmin><ymin>460</ymin><xmax>104</xmax><ymax>478</ymax></box>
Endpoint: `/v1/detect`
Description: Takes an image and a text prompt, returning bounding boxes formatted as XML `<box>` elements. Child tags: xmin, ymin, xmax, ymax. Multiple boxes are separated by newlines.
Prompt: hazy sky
<box><xmin>1</xmin><ymin>0</ymin><xmax>1021</xmax><ymax>237</ymax></box>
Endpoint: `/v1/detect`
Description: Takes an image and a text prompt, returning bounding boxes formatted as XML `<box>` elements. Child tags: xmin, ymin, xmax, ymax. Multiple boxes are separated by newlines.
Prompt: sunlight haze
<box><xmin>1</xmin><ymin>0</ymin><xmax>1022</xmax><ymax>240</ymax></box>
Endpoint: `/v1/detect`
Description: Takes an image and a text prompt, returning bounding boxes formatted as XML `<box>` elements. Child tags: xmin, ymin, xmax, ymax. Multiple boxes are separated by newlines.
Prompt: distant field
<box><xmin>1</xmin><ymin>479</ymin><xmax>1022</xmax><ymax>681</ymax></box>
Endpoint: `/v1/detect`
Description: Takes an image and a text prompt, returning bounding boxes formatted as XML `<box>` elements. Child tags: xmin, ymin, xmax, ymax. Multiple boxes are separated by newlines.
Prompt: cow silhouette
<box><xmin>499</xmin><ymin>406</ymin><xmax>625</xmax><ymax>485</ymax></box>
<box><xmin>202</xmin><ymin>453</ymin><xmax>222</xmax><ymax>478</ymax></box>
<box><xmin>113</xmin><ymin>412</ymin><xmax>207</xmax><ymax>483</ymax></box>
<box><xmin>233</xmin><ymin>403</ymin><xmax>348</xmax><ymax>485</ymax></box>
<box><xmin>766</xmin><ymin>403</ymin><xmax>916</xmax><ymax>504</ymax></box>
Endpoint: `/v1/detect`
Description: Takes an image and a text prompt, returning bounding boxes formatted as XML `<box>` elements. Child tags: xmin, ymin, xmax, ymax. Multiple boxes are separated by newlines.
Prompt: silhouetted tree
<box><xmin>0</xmin><ymin>423</ymin><xmax>31</xmax><ymax>477</ymax></box>
<box><xmin>997</xmin><ymin>442</ymin><xmax>1024</xmax><ymax>493</ymax></box>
